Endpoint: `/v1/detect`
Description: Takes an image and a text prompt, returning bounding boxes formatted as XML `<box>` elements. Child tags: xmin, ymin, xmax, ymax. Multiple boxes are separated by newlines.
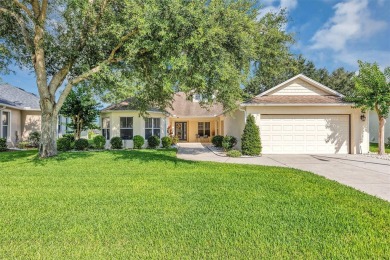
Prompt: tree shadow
<box><xmin>325</xmin><ymin>117</ymin><xmax>350</xmax><ymax>153</ymax></box>
<box><xmin>0</xmin><ymin>150</ymin><xmax>37</xmax><ymax>162</ymax></box>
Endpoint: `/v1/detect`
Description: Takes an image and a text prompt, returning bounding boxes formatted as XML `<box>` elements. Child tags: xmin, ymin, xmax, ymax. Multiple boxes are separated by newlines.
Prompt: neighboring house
<box><xmin>101</xmin><ymin>74</ymin><xmax>369</xmax><ymax>154</ymax></box>
<box><xmin>369</xmin><ymin>111</ymin><xmax>390</xmax><ymax>144</ymax></box>
<box><xmin>0</xmin><ymin>84</ymin><xmax>41</xmax><ymax>146</ymax></box>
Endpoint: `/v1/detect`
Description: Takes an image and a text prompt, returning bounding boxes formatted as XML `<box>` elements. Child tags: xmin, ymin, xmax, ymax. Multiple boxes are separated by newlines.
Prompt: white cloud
<box><xmin>310</xmin><ymin>0</ymin><xmax>386</xmax><ymax>51</ymax></box>
<box><xmin>336</xmin><ymin>50</ymin><xmax>390</xmax><ymax>70</ymax></box>
<box><xmin>257</xmin><ymin>0</ymin><xmax>298</xmax><ymax>19</ymax></box>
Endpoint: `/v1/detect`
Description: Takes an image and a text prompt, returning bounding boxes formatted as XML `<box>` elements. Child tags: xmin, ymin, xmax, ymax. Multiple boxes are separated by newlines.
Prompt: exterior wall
<box><xmin>268</xmin><ymin>79</ymin><xmax>328</xmax><ymax>96</ymax></box>
<box><xmin>21</xmin><ymin>110</ymin><xmax>41</xmax><ymax>141</ymax></box>
<box><xmin>369</xmin><ymin>111</ymin><xmax>390</xmax><ymax>143</ymax></box>
<box><xmin>101</xmin><ymin>111</ymin><xmax>168</xmax><ymax>148</ymax></box>
<box><xmin>1</xmin><ymin>108</ymin><xmax>22</xmax><ymax>146</ymax></box>
<box><xmin>169</xmin><ymin>117</ymin><xmax>221</xmax><ymax>142</ymax></box>
<box><xmin>224</xmin><ymin>110</ymin><xmax>245</xmax><ymax>148</ymax></box>
<box><xmin>241</xmin><ymin>106</ymin><xmax>369</xmax><ymax>154</ymax></box>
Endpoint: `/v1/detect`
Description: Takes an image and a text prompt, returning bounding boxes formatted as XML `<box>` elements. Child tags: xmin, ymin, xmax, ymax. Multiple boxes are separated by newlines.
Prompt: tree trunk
<box><xmin>39</xmin><ymin>99</ymin><xmax>58</xmax><ymax>157</ymax></box>
<box><xmin>378</xmin><ymin>116</ymin><xmax>386</xmax><ymax>155</ymax></box>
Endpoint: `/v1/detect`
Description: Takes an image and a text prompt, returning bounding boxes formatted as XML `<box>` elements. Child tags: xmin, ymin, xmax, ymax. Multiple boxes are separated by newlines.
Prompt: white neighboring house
<box><xmin>369</xmin><ymin>111</ymin><xmax>390</xmax><ymax>144</ymax></box>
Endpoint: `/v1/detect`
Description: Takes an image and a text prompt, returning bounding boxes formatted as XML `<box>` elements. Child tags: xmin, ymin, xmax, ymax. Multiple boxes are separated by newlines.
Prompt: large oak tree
<box><xmin>0</xmin><ymin>0</ymin><xmax>292</xmax><ymax>157</ymax></box>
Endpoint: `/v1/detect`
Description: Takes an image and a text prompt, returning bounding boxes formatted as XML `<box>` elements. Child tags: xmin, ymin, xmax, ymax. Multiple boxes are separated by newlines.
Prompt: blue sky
<box><xmin>1</xmin><ymin>0</ymin><xmax>389</xmax><ymax>95</ymax></box>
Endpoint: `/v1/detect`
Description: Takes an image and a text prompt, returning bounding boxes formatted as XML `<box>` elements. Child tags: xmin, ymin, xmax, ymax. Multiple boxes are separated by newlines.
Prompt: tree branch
<box><xmin>39</xmin><ymin>0</ymin><xmax>48</xmax><ymax>23</ymax></box>
<box><xmin>12</xmin><ymin>0</ymin><xmax>34</xmax><ymax>20</ymax></box>
<box><xmin>0</xmin><ymin>7</ymin><xmax>32</xmax><ymax>49</ymax></box>
<box><xmin>108</xmin><ymin>27</ymin><xmax>139</xmax><ymax>60</ymax></box>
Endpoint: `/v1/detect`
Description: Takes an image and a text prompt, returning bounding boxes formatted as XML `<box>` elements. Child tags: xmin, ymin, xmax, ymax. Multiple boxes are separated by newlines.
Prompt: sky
<box><xmin>1</xmin><ymin>0</ymin><xmax>390</xmax><ymax>95</ymax></box>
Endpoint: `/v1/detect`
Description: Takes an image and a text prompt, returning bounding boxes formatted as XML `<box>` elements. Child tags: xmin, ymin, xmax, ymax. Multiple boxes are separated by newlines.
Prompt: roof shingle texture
<box><xmin>103</xmin><ymin>92</ymin><xmax>223</xmax><ymax>117</ymax></box>
<box><xmin>243</xmin><ymin>95</ymin><xmax>346</xmax><ymax>105</ymax></box>
<box><xmin>0</xmin><ymin>84</ymin><xmax>40</xmax><ymax>110</ymax></box>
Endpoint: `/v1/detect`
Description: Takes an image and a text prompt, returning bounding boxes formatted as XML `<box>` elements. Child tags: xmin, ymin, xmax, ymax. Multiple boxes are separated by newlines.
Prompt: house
<box><xmin>101</xmin><ymin>74</ymin><xmax>369</xmax><ymax>154</ymax></box>
<box><xmin>369</xmin><ymin>111</ymin><xmax>390</xmax><ymax>144</ymax></box>
<box><xmin>0</xmin><ymin>84</ymin><xmax>41</xmax><ymax>146</ymax></box>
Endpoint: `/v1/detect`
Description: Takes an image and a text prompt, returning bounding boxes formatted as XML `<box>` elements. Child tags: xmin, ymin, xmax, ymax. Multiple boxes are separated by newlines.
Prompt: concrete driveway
<box><xmin>177</xmin><ymin>143</ymin><xmax>390</xmax><ymax>202</ymax></box>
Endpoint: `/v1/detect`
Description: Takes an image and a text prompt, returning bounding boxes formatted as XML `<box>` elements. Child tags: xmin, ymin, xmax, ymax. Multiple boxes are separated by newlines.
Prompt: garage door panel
<box><xmin>260</xmin><ymin>115</ymin><xmax>349</xmax><ymax>154</ymax></box>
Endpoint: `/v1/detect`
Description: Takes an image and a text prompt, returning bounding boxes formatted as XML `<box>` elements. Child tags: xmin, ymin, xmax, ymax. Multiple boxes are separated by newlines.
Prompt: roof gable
<box><xmin>257</xmin><ymin>74</ymin><xmax>344</xmax><ymax>98</ymax></box>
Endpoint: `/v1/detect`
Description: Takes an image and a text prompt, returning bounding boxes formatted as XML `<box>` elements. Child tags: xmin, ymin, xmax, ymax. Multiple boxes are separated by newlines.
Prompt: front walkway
<box><xmin>177</xmin><ymin>143</ymin><xmax>390</xmax><ymax>202</ymax></box>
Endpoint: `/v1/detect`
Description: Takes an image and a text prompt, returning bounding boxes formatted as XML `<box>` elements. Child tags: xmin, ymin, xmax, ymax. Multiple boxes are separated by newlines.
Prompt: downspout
<box><xmin>238</xmin><ymin>105</ymin><xmax>247</xmax><ymax>124</ymax></box>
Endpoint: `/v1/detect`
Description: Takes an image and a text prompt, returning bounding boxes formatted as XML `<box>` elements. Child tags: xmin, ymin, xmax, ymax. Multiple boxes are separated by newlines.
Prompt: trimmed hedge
<box><xmin>227</xmin><ymin>150</ymin><xmax>242</xmax><ymax>157</ymax></box>
<box><xmin>110</xmin><ymin>137</ymin><xmax>123</xmax><ymax>149</ymax></box>
<box><xmin>241</xmin><ymin>114</ymin><xmax>261</xmax><ymax>156</ymax></box>
<box><xmin>28</xmin><ymin>131</ymin><xmax>41</xmax><ymax>147</ymax></box>
<box><xmin>222</xmin><ymin>135</ymin><xmax>237</xmax><ymax>151</ymax></box>
<box><xmin>133</xmin><ymin>135</ymin><xmax>145</xmax><ymax>149</ymax></box>
<box><xmin>148</xmin><ymin>135</ymin><xmax>160</xmax><ymax>149</ymax></box>
<box><xmin>93</xmin><ymin>135</ymin><xmax>106</xmax><ymax>149</ymax></box>
<box><xmin>74</xmin><ymin>138</ymin><xmax>89</xmax><ymax>151</ymax></box>
<box><xmin>161</xmin><ymin>136</ymin><xmax>172</xmax><ymax>148</ymax></box>
<box><xmin>211</xmin><ymin>135</ymin><xmax>224</xmax><ymax>147</ymax></box>
<box><xmin>0</xmin><ymin>138</ymin><xmax>7</xmax><ymax>152</ymax></box>
<box><xmin>57</xmin><ymin>137</ymin><xmax>72</xmax><ymax>151</ymax></box>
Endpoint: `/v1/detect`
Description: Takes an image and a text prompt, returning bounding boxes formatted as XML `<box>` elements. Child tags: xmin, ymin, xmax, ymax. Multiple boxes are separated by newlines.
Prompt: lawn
<box><xmin>0</xmin><ymin>150</ymin><xmax>389</xmax><ymax>259</ymax></box>
<box><xmin>370</xmin><ymin>142</ymin><xmax>390</xmax><ymax>154</ymax></box>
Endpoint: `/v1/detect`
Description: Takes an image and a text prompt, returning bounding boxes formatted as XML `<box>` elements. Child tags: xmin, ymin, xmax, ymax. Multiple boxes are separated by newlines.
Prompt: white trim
<box><xmin>0</xmin><ymin>103</ymin><xmax>40</xmax><ymax>111</ymax></box>
<box><xmin>256</xmin><ymin>74</ymin><xmax>344</xmax><ymax>98</ymax></box>
<box><xmin>1</xmin><ymin>109</ymin><xmax>11</xmax><ymax>142</ymax></box>
<box><xmin>171</xmin><ymin>115</ymin><xmax>219</xmax><ymax>118</ymax></box>
<box><xmin>101</xmin><ymin>110</ymin><xmax>165</xmax><ymax>114</ymax></box>
<box><xmin>241</xmin><ymin>103</ymin><xmax>353</xmax><ymax>107</ymax></box>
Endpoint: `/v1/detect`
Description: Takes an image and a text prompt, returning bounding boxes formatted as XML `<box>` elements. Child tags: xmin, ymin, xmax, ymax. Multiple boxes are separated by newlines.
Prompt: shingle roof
<box><xmin>243</xmin><ymin>95</ymin><xmax>346</xmax><ymax>105</ymax></box>
<box><xmin>102</xmin><ymin>92</ymin><xmax>223</xmax><ymax>117</ymax></box>
<box><xmin>0</xmin><ymin>84</ymin><xmax>40</xmax><ymax>110</ymax></box>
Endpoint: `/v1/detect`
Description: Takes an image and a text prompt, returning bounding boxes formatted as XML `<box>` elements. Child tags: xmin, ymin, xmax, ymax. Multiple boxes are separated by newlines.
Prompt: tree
<box><xmin>0</xmin><ymin>0</ymin><xmax>289</xmax><ymax>157</ymax></box>
<box><xmin>241</xmin><ymin>114</ymin><xmax>261</xmax><ymax>156</ymax></box>
<box><xmin>347</xmin><ymin>61</ymin><xmax>390</xmax><ymax>155</ymax></box>
<box><xmin>60</xmin><ymin>86</ymin><xmax>100</xmax><ymax>140</ymax></box>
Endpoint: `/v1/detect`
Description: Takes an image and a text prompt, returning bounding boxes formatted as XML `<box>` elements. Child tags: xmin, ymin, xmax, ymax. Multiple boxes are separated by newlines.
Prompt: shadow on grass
<box><xmin>0</xmin><ymin>150</ymin><xmax>38</xmax><ymax>162</ymax></box>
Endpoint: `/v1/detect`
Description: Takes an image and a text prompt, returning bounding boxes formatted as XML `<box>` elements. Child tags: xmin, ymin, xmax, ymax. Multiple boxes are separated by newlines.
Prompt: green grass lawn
<box><xmin>370</xmin><ymin>142</ymin><xmax>390</xmax><ymax>154</ymax></box>
<box><xmin>0</xmin><ymin>150</ymin><xmax>389</xmax><ymax>258</ymax></box>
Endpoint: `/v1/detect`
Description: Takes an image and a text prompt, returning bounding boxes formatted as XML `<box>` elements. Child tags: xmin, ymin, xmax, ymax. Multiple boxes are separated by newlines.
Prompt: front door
<box><xmin>175</xmin><ymin>122</ymin><xmax>187</xmax><ymax>141</ymax></box>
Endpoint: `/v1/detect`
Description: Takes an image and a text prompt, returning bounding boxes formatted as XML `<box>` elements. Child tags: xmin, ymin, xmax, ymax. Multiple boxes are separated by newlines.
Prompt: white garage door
<box><xmin>260</xmin><ymin>115</ymin><xmax>349</xmax><ymax>154</ymax></box>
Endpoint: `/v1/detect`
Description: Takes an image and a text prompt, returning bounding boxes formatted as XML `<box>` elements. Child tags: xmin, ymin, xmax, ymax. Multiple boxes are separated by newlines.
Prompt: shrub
<box><xmin>170</xmin><ymin>135</ymin><xmax>179</xmax><ymax>145</ymax></box>
<box><xmin>93</xmin><ymin>135</ymin><xmax>106</xmax><ymax>149</ymax></box>
<box><xmin>28</xmin><ymin>131</ymin><xmax>41</xmax><ymax>147</ymax></box>
<box><xmin>148</xmin><ymin>135</ymin><xmax>160</xmax><ymax>148</ymax></box>
<box><xmin>62</xmin><ymin>133</ymin><xmax>75</xmax><ymax>143</ymax></box>
<box><xmin>211</xmin><ymin>135</ymin><xmax>224</xmax><ymax>147</ymax></box>
<box><xmin>227</xmin><ymin>150</ymin><xmax>242</xmax><ymax>157</ymax></box>
<box><xmin>74</xmin><ymin>138</ymin><xmax>89</xmax><ymax>151</ymax></box>
<box><xmin>57</xmin><ymin>137</ymin><xmax>72</xmax><ymax>151</ymax></box>
<box><xmin>161</xmin><ymin>136</ymin><xmax>172</xmax><ymax>148</ymax></box>
<box><xmin>18</xmin><ymin>141</ymin><xmax>29</xmax><ymax>149</ymax></box>
<box><xmin>0</xmin><ymin>138</ymin><xmax>7</xmax><ymax>152</ymax></box>
<box><xmin>133</xmin><ymin>135</ymin><xmax>145</xmax><ymax>149</ymax></box>
<box><xmin>222</xmin><ymin>135</ymin><xmax>237</xmax><ymax>151</ymax></box>
<box><xmin>241</xmin><ymin>114</ymin><xmax>261</xmax><ymax>156</ymax></box>
<box><xmin>110</xmin><ymin>137</ymin><xmax>123</xmax><ymax>149</ymax></box>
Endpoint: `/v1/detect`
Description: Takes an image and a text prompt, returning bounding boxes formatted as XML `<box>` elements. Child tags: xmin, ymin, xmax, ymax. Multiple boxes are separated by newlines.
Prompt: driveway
<box><xmin>177</xmin><ymin>143</ymin><xmax>390</xmax><ymax>202</ymax></box>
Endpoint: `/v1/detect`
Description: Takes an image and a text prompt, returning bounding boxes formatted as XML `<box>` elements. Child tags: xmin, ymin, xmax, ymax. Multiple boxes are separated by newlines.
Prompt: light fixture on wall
<box><xmin>360</xmin><ymin>114</ymin><xmax>366</xmax><ymax>121</ymax></box>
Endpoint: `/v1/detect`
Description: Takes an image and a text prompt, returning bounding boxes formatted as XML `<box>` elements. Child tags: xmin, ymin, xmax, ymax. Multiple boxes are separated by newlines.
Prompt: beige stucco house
<box><xmin>0</xmin><ymin>84</ymin><xmax>41</xmax><ymax>146</ymax></box>
<box><xmin>101</xmin><ymin>74</ymin><xmax>369</xmax><ymax>154</ymax></box>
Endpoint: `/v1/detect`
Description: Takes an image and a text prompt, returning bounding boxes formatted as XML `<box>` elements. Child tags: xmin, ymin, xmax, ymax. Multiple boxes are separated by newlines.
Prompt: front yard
<box><xmin>0</xmin><ymin>150</ymin><xmax>389</xmax><ymax>258</ymax></box>
<box><xmin>370</xmin><ymin>142</ymin><xmax>390</xmax><ymax>154</ymax></box>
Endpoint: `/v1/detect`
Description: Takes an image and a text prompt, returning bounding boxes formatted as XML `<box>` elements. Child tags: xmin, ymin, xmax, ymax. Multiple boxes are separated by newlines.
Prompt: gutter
<box><xmin>240</xmin><ymin>103</ymin><xmax>353</xmax><ymax>107</ymax></box>
<box><xmin>0</xmin><ymin>103</ymin><xmax>41</xmax><ymax>111</ymax></box>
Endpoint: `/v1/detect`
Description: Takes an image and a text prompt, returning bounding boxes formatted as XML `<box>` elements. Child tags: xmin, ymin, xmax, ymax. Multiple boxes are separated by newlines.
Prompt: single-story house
<box><xmin>369</xmin><ymin>111</ymin><xmax>390</xmax><ymax>144</ymax></box>
<box><xmin>0</xmin><ymin>84</ymin><xmax>41</xmax><ymax>146</ymax></box>
<box><xmin>101</xmin><ymin>74</ymin><xmax>369</xmax><ymax>154</ymax></box>
<box><xmin>0</xmin><ymin>84</ymin><xmax>87</xmax><ymax>147</ymax></box>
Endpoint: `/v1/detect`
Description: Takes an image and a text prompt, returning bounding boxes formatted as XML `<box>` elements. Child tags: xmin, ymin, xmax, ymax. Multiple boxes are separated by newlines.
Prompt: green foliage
<box><xmin>222</xmin><ymin>136</ymin><xmax>237</xmax><ymax>151</ymax></box>
<box><xmin>241</xmin><ymin>114</ymin><xmax>261</xmax><ymax>156</ymax></box>
<box><xmin>161</xmin><ymin>136</ymin><xmax>172</xmax><ymax>148</ymax></box>
<box><xmin>226</xmin><ymin>150</ymin><xmax>242</xmax><ymax>157</ymax></box>
<box><xmin>57</xmin><ymin>138</ymin><xmax>72</xmax><ymax>152</ymax></box>
<box><xmin>62</xmin><ymin>134</ymin><xmax>75</xmax><ymax>143</ymax></box>
<box><xmin>133</xmin><ymin>135</ymin><xmax>145</xmax><ymax>149</ymax></box>
<box><xmin>211</xmin><ymin>135</ymin><xmax>224</xmax><ymax>148</ymax></box>
<box><xmin>18</xmin><ymin>141</ymin><xmax>29</xmax><ymax>149</ymax></box>
<box><xmin>1</xmin><ymin>150</ymin><xmax>390</xmax><ymax>258</ymax></box>
<box><xmin>93</xmin><ymin>135</ymin><xmax>106</xmax><ymax>150</ymax></box>
<box><xmin>110</xmin><ymin>137</ymin><xmax>123</xmax><ymax>150</ymax></box>
<box><xmin>74</xmin><ymin>138</ymin><xmax>89</xmax><ymax>151</ymax></box>
<box><xmin>60</xmin><ymin>86</ymin><xmax>101</xmax><ymax>139</ymax></box>
<box><xmin>148</xmin><ymin>136</ymin><xmax>160</xmax><ymax>149</ymax></box>
<box><xmin>170</xmin><ymin>136</ymin><xmax>179</xmax><ymax>145</ymax></box>
<box><xmin>0</xmin><ymin>137</ymin><xmax>7</xmax><ymax>151</ymax></box>
<box><xmin>28</xmin><ymin>131</ymin><xmax>41</xmax><ymax>148</ymax></box>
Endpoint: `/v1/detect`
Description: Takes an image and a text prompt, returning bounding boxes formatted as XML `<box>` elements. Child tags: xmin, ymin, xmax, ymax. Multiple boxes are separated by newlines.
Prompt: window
<box><xmin>120</xmin><ymin>117</ymin><xmax>133</xmax><ymax>140</ymax></box>
<box><xmin>1</xmin><ymin>111</ymin><xmax>10</xmax><ymax>140</ymax></box>
<box><xmin>102</xmin><ymin>117</ymin><xmax>110</xmax><ymax>140</ymax></box>
<box><xmin>145</xmin><ymin>118</ymin><xmax>161</xmax><ymax>139</ymax></box>
<box><xmin>198</xmin><ymin>122</ymin><xmax>210</xmax><ymax>137</ymax></box>
<box><xmin>193</xmin><ymin>93</ymin><xmax>202</xmax><ymax>102</ymax></box>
